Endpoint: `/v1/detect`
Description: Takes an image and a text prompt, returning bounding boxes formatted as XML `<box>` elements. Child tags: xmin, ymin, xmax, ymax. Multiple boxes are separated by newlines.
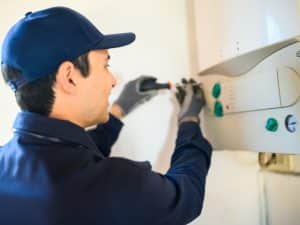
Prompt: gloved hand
<box><xmin>175</xmin><ymin>78</ymin><xmax>206</xmax><ymax>124</ymax></box>
<box><xmin>114</xmin><ymin>75</ymin><xmax>158</xmax><ymax>116</ymax></box>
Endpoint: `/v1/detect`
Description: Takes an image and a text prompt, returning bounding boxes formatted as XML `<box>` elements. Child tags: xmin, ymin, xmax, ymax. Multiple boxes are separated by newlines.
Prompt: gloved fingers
<box><xmin>138</xmin><ymin>79</ymin><xmax>159</xmax><ymax>98</ymax></box>
<box><xmin>177</xmin><ymin>77</ymin><xmax>205</xmax><ymax>122</ymax></box>
<box><xmin>196</xmin><ymin>86</ymin><xmax>204</xmax><ymax>96</ymax></box>
<box><xmin>184</xmin><ymin>82</ymin><xmax>193</xmax><ymax>98</ymax></box>
<box><xmin>191</xmin><ymin>80</ymin><xmax>202</xmax><ymax>100</ymax></box>
<box><xmin>127</xmin><ymin>75</ymin><xmax>156</xmax><ymax>87</ymax></box>
<box><xmin>137</xmin><ymin>86</ymin><xmax>158</xmax><ymax>97</ymax></box>
<box><xmin>175</xmin><ymin>79</ymin><xmax>194</xmax><ymax>105</ymax></box>
<box><xmin>182</xmin><ymin>78</ymin><xmax>197</xmax><ymax>84</ymax></box>
<box><xmin>181</xmin><ymin>78</ymin><xmax>188</xmax><ymax>85</ymax></box>
<box><xmin>189</xmin><ymin>78</ymin><xmax>197</xmax><ymax>84</ymax></box>
<box><xmin>137</xmin><ymin>75</ymin><xmax>157</xmax><ymax>83</ymax></box>
<box><xmin>175</xmin><ymin>92</ymin><xmax>184</xmax><ymax>105</ymax></box>
<box><xmin>136</xmin><ymin>75</ymin><xmax>158</xmax><ymax>95</ymax></box>
<box><xmin>192</xmin><ymin>83</ymin><xmax>201</xmax><ymax>95</ymax></box>
<box><xmin>185</xmin><ymin>78</ymin><xmax>204</xmax><ymax>100</ymax></box>
<box><xmin>179</xmin><ymin>83</ymin><xmax>193</xmax><ymax>116</ymax></box>
<box><xmin>193</xmin><ymin>85</ymin><xmax>205</xmax><ymax>103</ymax></box>
<box><xmin>175</xmin><ymin>78</ymin><xmax>205</xmax><ymax>106</ymax></box>
<box><xmin>176</xmin><ymin>84</ymin><xmax>185</xmax><ymax>94</ymax></box>
<box><xmin>175</xmin><ymin>84</ymin><xmax>185</xmax><ymax>105</ymax></box>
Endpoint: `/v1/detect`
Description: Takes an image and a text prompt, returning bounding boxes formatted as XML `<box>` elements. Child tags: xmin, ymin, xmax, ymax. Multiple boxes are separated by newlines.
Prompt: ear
<box><xmin>55</xmin><ymin>61</ymin><xmax>78</xmax><ymax>95</ymax></box>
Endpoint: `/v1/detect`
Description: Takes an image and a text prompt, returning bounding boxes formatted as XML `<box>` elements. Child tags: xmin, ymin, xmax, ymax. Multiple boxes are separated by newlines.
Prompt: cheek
<box><xmin>101</xmin><ymin>72</ymin><xmax>114</xmax><ymax>93</ymax></box>
<box><xmin>89</xmin><ymin>70</ymin><xmax>113</xmax><ymax>97</ymax></box>
<box><xmin>92</xmin><ymin>80</ymin><xmax>109</xmax><ymax>104</ymax></box>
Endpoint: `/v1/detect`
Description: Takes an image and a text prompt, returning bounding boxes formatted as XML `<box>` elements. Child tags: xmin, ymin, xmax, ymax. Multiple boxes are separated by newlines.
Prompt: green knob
<box><xmin>214</xmin><ymin>101</ymin><xmax>224</xmax><ymax>117</ymax></box>
<box><xmin>265</xmin><ymin>118</ymin><xmax>278</xmax><ymax>132</ymax></box>
<box><xmin>212</xmin><ymin>83</ymin><xmax>221</xmax><ymax>99</ymax></box>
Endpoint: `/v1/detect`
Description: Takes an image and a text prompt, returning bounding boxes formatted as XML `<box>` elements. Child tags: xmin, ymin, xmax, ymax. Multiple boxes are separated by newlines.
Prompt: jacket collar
<box><xmin>13</xmin><ymin>111</ymin><xmax>103</xmax><ymax>157</ymax></box>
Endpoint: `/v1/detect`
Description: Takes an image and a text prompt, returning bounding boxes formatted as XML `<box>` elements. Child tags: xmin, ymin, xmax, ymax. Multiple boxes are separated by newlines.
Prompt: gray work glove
<box><xmin>114</xmin><ymin>75</ymin><xmax>158</xmax><ymax>116</ymax></box>
<box><xmin>175</xmin><ymin>78</ymin><xmax>206</xmax><ymax>124</ymax></box>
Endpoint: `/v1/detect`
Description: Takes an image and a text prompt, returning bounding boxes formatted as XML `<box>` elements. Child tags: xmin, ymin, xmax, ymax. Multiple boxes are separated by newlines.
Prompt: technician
<box><xmin>0</xmin><ymin>6</ymin><xmax>212</xmax><ymax>225</ymax></box>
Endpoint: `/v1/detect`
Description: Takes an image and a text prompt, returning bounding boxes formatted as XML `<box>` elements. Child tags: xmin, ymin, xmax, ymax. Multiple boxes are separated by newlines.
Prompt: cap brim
<box><xmin>95</xmin><ymin>32</ymin><xmax>136</xmax><ymax>49</ymax></box>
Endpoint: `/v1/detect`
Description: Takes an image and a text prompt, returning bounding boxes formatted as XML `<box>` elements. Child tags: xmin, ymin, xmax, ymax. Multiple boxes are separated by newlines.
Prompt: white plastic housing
<box><xmin>200</xmin><ymin>37</ymin><xmax>300</xmax><ymax>153</ymax></box>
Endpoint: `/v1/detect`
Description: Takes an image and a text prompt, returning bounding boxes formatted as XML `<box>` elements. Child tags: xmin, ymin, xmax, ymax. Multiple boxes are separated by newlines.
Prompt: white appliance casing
<box><xmin>200</xmin><ymin>38</ymin><xmax>300</xmax><ymax>153</ymax></box>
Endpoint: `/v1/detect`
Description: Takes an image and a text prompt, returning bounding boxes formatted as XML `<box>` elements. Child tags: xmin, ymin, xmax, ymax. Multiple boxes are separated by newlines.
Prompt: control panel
<box><xmin>199</xmin><ymin>37</ymin><xmax>300</xmax><ymax>154</ymax></box>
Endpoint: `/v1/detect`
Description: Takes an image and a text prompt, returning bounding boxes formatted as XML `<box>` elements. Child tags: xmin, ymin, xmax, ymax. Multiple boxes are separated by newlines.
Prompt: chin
<box><xmin>103</xmin><ymin>114</ymin><xmax>110</xmax><ymax>123</ymax></box>
<box><xmin>98</xmin><ymin>112</ymin><xmax>110</xmax><ymax>124</ymax></box>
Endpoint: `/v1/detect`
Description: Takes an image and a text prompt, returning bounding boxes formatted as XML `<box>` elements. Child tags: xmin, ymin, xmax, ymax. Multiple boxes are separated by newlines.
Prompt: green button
<box><xmin>266</xmin><ymin>118</ymin><xmax>278</xmax><ymax>132</ymax></box>
<box><xmin>212</xmin><ymin>83</ymin><xmax>221</xmax><ymax>99</ymax></box>
<box><xmin>214</xmin><ymin>101</ymin><xmax>224</xmax><ymax>117</ymax></box>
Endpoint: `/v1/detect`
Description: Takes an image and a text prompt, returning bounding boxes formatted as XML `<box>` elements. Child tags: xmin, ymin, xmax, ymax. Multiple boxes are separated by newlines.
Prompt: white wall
<box><xmin>194</xmin><ymin>0</ymin><xmax>300</xmax><ymax>71</ymax></box>
<box><xmin>262</xmin><ymin>171</ymin><xmax>300</xmax><ymax>225</ymax></box>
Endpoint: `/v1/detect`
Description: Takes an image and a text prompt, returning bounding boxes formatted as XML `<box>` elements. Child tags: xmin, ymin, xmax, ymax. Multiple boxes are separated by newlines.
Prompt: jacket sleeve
<box><xmin>165</xmin><ymin>121</ymin><xmax>212</xmax><ymax>223</ymax></box>
<box><xmin>86</xmin><ymin>113</ymin><xmax>124</xmax><ymax>157</ymax></box>
<box><xmin>105</xmin><ymin>121</ymin><xmax>212</xmax><ymax>225</ymax></box>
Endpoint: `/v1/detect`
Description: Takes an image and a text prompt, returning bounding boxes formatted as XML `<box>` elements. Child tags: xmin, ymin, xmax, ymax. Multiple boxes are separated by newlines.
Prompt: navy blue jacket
<box><xmin>0</xmin><ymin>112</ymin><xmax>212</xmax><ymax>225</ymax></box>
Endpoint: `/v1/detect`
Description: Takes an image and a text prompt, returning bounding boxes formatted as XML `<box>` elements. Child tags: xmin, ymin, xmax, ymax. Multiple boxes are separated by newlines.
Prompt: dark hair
<box><xmin>1</xmin><ymin>52</ymin><xmax>90</xmax><ymax>116</ymax></box>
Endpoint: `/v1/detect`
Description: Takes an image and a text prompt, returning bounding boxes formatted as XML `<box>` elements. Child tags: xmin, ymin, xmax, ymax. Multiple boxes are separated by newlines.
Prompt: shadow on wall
<box><xmin>153</xmin><ymin>0</ymin><xmax>202</xmax><ymax>172</ymax></box>
<box><xmin>154</xmin><ymin>96</ymin><xmax>179</xmax><ymax>174</ymax></box>
<box><xmin>185</xmin><ymin>0</ymin><xmax>200</xmax><ymax>76</ymax></box>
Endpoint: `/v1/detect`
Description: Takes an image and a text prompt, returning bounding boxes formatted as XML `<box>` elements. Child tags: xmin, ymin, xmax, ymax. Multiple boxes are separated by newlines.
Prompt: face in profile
<box><xmin>79</xmin><ymin>49</ymin><xmax>116</xmax><ymax>127</ymax></box>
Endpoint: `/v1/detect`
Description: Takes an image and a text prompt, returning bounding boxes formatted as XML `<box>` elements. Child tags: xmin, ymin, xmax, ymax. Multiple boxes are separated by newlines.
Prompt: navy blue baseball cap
<box><xmin>1</xmin><ymin>6</ymin><xmax>136</xmax><ymax>91</ymax></box>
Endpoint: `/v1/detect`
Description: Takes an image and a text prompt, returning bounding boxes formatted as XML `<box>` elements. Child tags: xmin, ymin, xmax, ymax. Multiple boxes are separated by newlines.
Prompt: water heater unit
<box><xmin>200</xmin><ymin>36</ymin><xmax>300</xmax><ymax>154</ymax></box>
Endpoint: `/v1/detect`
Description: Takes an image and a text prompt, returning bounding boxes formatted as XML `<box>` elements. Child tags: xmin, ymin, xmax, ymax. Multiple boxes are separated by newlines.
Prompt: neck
<box><xmin>49</xmin><ymin>111</ymin><xmax>85</xmax><ymax>128</ymax></box>
<box><xmin>50</xmin><ymin>98</ymin><xmax>86</xmax><ymax>128</ymax></box>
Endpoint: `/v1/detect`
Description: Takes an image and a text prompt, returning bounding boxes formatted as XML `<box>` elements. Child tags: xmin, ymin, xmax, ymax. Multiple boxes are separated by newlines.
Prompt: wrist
<box><xmin>179</xmin><ymin>116</ymin><xmax>200</xmax><ymax>124</ymax></box>
<box><xmin>110</xmin><ymin>104</ymin><xmax>125</xmax><ymax>120</ymax></box>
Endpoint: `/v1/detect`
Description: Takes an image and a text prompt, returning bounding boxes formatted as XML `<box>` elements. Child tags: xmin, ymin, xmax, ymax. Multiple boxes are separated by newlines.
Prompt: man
<box><xmin>0</xmin><ymin>6</ymin><xmax>212</xmax><ymax>225</ymax></box>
